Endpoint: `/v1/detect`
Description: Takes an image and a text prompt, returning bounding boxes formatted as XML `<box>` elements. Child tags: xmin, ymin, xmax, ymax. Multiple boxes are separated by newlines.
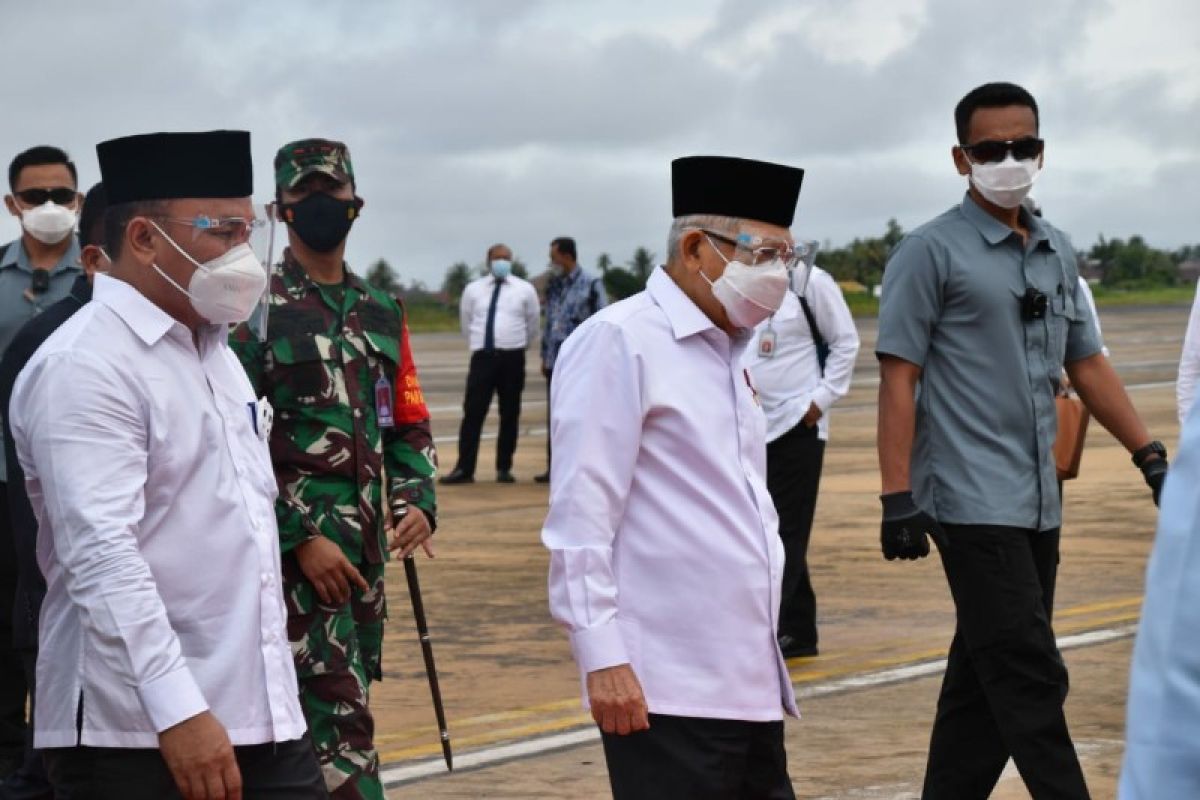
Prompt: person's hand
<box><xmin>388</xmin><ymin>507</ymin><xmax>435</xmax><ymax>559</ymax></box>
<box><xmin>802</xmin><ymin>402</ymin><xmax>823</xmax><ymax>427</ymax></box>
<box><xmin>880</xmin><ymin>491</ymin><xmax>943</xmax><ymax>561</ymax></box>
<box><xmin>294</xmin><ymin>536</ymin><xmax>368</xmax><ymax>605</ymax></box>
<box><xmin>1140</xmin><ymin>456</ymin><xmax>1168</xmax><ymax>507</ymax></box>
<box><xmin>587</xmin><ymin>664</ymin><xmax>649</xmax><ymax>736</ymax></box>
<box><xmin>158</xmin><ymin>711</ymin><xmax>241</xmax><ymax>800</ymax></box>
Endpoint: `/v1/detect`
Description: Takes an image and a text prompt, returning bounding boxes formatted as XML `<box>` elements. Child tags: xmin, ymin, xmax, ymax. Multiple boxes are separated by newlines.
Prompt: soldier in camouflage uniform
<box><xmin>231</xmin><ymin>139</ymin><xmax>437</xmax><ymax>800</ymax></box>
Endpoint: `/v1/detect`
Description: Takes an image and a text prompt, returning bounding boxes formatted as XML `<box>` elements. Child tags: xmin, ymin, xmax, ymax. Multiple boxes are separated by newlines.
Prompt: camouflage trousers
<box><xmin>284</xmin><ymin>554</ymin><xmax>388</xmax><ymax>800</ymax></box>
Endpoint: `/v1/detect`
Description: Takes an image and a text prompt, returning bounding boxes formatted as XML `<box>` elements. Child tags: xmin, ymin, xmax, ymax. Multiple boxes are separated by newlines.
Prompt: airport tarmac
<box><xmin>369</xmin><ymin>303</ymin><xmax>1188</xmax><ymax>798</ymax></box>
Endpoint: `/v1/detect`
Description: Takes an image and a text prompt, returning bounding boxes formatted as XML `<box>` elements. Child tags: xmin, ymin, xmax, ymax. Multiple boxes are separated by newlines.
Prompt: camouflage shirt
<box><xmin>231</xmin><ymin>250</ymin><xmax>437</xmax><ymax>565</ymax></box>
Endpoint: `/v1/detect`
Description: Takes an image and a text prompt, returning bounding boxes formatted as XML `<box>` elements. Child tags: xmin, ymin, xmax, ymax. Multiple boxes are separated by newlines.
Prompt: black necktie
<box><xmin>483</xmin><ymin>278</ymin><xmax>503</xmax><ymax>351</ymax></box>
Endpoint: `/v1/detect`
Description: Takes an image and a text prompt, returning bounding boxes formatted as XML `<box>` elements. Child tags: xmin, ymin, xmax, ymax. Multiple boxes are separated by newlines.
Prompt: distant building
<box><xmin>1178</xmin><ymin>260</ymin><xmax>1200</xmax><ymax>284</ymax></box>
<box><xmin>1078</xmin><ymin>256</ymin><xmax>1104</xmax><ymax>283</ymax></box>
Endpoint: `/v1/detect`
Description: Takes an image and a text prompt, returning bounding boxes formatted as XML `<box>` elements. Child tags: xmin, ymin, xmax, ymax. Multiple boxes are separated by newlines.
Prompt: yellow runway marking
<box><xmin>376</xmin><ymin>598</ymin><xmax>1143</xmax><ymax>763</ymax></box>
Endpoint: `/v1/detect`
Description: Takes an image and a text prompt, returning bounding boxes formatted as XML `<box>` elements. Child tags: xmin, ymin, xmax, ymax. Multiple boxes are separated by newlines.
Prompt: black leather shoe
<box><xmin>778</xmin><ymin>635</ymin><xmax>818</xmax><ymax>659</ymax></box>
<box><xmin>496</xmin><ymin>470</ymin><xmax>516</xmax><ymax>483</ymax></box>
<box><xmin>534</xmin><ymin>471</ymin><xmax>551</xmax><ymax>484</ymax></box>
<box><xmin>439</xmin><ymin>469</ymin><xmax>474</xmax><ymax>485</ymax></box>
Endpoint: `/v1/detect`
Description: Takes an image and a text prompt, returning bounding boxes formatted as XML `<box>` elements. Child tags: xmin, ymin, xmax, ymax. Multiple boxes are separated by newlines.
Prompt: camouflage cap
<box><xmin>274</xmin><ymin>138</ymin><xmax>355</xmax><ymax>190</ymax></box>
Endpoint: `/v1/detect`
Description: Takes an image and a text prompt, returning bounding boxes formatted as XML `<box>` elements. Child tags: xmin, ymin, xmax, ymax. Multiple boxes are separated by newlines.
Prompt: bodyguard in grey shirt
<box><xmin>876</xmin><ymin>82</ymin><xmax>1166</xmax><ymax>800</ymax></box>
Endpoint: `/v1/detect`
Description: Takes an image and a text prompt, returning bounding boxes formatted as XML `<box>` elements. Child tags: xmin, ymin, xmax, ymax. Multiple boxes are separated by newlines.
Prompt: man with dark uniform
<box><xmin>232</xmin><ymin>138</ymin><xmax>438</xmax><ymax>800</ymax></box>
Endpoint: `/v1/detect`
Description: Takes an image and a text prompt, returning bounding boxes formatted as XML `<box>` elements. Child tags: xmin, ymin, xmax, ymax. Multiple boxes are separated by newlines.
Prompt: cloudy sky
<box><xmin>2</xmin><ymin>0</ymin><xmax>1197</xmax><ymax>287</ymax></box>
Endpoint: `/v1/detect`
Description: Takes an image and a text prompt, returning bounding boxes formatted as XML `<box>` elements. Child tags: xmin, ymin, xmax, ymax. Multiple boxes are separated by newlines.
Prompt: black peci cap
<box><xmin>672</xmin><ymin>155</ymin><xmax>804</xmax><ymax>228</ymax></box>
<box><xmin>97</xmin><ymin>131</ymin><xmax>253</xmax><ymax>206</ymax></box>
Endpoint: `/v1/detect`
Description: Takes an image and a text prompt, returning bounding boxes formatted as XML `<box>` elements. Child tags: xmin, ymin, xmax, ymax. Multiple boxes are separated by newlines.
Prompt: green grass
<box><xmin>838</xmin><ymin>284</ymin><xmax>1194</xmax><ymax>319</ymax></box>
<box><xmin>403</xmin><ymin>304</ymin><xmax>461</xmax><ymax>333</ymax></box>
<box><xmin>403</xmin><ymin>285</ymin><xmax>1196</xmax><ymax>332</ymax></box>
<box><xmin>1087</xmin><ymin>285</ymin><xmax>1195</xmax><ymax>308</ymax></box>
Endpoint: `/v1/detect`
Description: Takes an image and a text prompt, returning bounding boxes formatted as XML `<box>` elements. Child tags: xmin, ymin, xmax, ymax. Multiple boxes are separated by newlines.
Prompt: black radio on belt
<box><xmin>1020</xmin><ymin>287</ymin><xmax>1048</xmax><ymax>321</ymax></box>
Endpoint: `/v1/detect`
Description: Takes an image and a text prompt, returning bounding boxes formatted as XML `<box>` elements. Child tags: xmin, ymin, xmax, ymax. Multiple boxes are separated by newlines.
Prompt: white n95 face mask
<box><xmin>150</xmin><ymin>221</ymin><xmax>268</xmax><ymax>324</ymax></box>
<box><xmin>20</xmin><ymin>202</ymin><xmax>77</xmax><ymax>245</ymax></box>
<box><xmin>970</xmin><ymin>155</ymin><xmax>1041</xmax><ymax>209</ymax></box>
<box><xmin>702</xmin><ymin>236</ymin><xmax>789</xmax><ymax>330</ymax></box>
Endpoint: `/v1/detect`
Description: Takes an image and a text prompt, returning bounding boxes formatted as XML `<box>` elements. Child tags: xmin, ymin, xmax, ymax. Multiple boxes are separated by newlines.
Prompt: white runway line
<box><xmin>380</xmin><ymin>622</ymin><xmax>1139</xmax><ymax>787</ymax></box>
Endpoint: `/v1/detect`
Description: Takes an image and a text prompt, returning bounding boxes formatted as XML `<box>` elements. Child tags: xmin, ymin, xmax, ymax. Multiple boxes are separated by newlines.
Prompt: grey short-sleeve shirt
<box><xmin>876</xmin><ymin>193</ymin><xmax>1101</xmax><ymax>531</ymax></box>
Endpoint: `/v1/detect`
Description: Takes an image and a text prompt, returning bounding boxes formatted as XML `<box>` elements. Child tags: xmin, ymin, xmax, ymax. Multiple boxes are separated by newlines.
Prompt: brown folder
<box><xmin>1054</xmin><ymin>394</ymin><xmax>1091</xmax><ymax>481</ymax></box>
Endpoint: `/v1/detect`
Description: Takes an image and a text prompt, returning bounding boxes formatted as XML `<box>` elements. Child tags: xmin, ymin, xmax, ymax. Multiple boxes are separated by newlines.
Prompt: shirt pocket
<box><xmin>268</xmin><ymin>334</ymin><xmax>344</xmax><ymax>409</ymax></box>
<box><xmin>1048</xmin><ymin>294</ymin><xmax>1078</xmax><ymax>368</ymax></box>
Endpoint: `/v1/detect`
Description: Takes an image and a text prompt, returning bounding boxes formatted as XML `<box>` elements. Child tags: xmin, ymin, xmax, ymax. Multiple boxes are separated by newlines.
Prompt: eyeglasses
<box><xmin>701</xmin><ymin>229</ymin><xmax>801</xmax><ymax>269</ymax></box>
<box><xmin>961</xmin><ymin>137</ymin><xmax>1044</xmax><ymax>164</ymax></box>
<box><xmin>14</xmin><ymin>187</ymin><xmax>77</xmax><ymax>206</ymax></box>
<box><xmin>152</xmin><ymin>214</ymin><xmax>264</xmax><ymax>245</ymax></box>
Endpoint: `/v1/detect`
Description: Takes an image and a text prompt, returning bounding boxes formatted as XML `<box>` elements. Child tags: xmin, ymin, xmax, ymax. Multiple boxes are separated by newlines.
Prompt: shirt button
<box><xmin>261</xmin><ymin>572</ymin><xmax>272</xmax><ymax>586</ymax></box>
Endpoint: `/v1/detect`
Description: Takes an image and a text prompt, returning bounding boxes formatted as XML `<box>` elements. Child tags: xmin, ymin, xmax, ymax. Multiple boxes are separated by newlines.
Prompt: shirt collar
<box><xmin>1</xmin><ymin>237</ymin><xmax>82</xmax><ymax>274</ymax></box>
<box><xmin>959</xmin><ymin>192</ymin><xmax>1055</xmax><ymax>251</ymax></box>
<box><xmin>647</xmin><ymin>266</ymin><xmax>718</xmax><ymax>341</ymax></box>
<box><xmin>92</xmin><ymin>273</ymin><xmax>190</xmax><ymax>347</ymax></box>
<box><xmin>280</xmin><ymin>248</ymin><xmax>364</xmax><ymax>299</ymax></box>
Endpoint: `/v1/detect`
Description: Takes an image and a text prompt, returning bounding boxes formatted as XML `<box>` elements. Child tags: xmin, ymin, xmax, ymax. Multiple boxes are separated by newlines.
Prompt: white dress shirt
<box><xmin>1119</xmin><ymin>399</ymin><xmax>1200</xmax><ymax>798</ymax></box>
<box><xmin>1177</xmin><ymin>279</ymin><xmax>1200</xmax><ymax>424</ymax></box>
<box><xmin>1074</xmin><ymin>276</ymin><xmax>1109</xmax><ymax>358</ymax></box>
<box><xmin>460</xmin><ymin>274</ymin><xmax>540</xmax><ymax>351</ymax></box>
<box><xmin>543</xmin><ymin>267</ymin><xmax>798</xmax><ymax>722</ymax></box>
<box><xmin>11</xmin><ymin>274</ymin><xmax>306</xmax><ymax>749</ymax></box>
<box><xmin>743</xmin><ymin>265</ymin><xmax>860</xmax><ymax>442</ymax></box>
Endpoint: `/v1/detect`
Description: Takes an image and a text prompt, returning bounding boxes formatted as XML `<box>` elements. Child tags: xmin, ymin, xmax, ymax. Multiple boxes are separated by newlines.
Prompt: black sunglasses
<box><xmin>961</xmin><ymin>137</ymin><xmax>1044</xmax><ymax>164</ymax></box>
<box><xmin>15</xmin><ymin>187</ymin><xmax>77</xmax><ymax>206</ymax></box>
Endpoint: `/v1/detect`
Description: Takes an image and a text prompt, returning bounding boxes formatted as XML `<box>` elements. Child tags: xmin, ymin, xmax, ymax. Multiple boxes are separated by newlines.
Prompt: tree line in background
<box><xmin>362</xmin><ymin>223</ymin><xmax>1200</xmax><ymax>310</ymax></box>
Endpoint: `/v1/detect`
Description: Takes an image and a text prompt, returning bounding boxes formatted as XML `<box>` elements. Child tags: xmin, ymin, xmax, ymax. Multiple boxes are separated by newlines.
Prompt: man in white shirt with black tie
<box><xmin>543</xmin><ymin>155</ymin><xmax>805</xmax><ymax>798</ymax></box>
<box><xmin>744</xmin><ymin>252</ymin><xmax>859</xmax><ymax>659</ymax></box>
<box><xmin>442</xmin><ymin>243</ymin><xmax>540</xmax><ymax>484</ymax></box>
<box><xmin>9</xmin><ymin>131</ymin><xmax>323</xmax><ymax>799</ymax></box>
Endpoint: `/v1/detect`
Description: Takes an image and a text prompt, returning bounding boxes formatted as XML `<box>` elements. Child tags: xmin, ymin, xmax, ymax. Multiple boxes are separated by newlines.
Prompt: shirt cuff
<box><xmin>810</xmin><ymin>385</ymin><xmax>836</xmax><ymax>414</ymax></box>
<box><xmin>569</xmin><ymin>620</ymin><xmax>630</xmax><ymax>673</ymax></box>
<box><xmin>137</xmin><ymin>666</ymin><xmax>209</xmax><ymax>733</ymax></box>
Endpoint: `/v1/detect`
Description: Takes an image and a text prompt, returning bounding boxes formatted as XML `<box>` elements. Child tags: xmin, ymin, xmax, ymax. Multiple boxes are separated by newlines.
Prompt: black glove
<box><xmin>880</xmin><ymin>491</ymin><xmax>943</xmax><ymax>561</ymax></box>
<box><xmin>1140</xmin><ymin>457</ymin><xmax>1168</xmax><ymax>507</ymax></box>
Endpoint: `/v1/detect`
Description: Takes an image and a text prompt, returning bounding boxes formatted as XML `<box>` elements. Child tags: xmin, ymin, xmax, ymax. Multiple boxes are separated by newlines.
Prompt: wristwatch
<box><xmin>1131</xmin><ymin>440</ymin><xmax>1167</xmax><ymax>469</ymax></box>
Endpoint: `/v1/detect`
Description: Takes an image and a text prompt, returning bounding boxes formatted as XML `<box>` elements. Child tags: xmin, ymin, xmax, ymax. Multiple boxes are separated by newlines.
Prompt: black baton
<box><xmin>392</xmin><ymin>498</ymin><xmax>453</xmax><ymax>771</ymax></box>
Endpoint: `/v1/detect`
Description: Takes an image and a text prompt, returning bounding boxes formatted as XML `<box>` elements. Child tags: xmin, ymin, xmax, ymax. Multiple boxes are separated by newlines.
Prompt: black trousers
<box><xmin>454</xmin><ymin>349</ymin><xmax>525</xmax><ymax>476</ymax></box>
<box><xmin>0</xmin><ymin>651</ymin><xmax>51</xmax><ymax>799</ymax></box>
<box><xmin>601</xmin><ymin>714</ymin><xmax>794</xmax><ymax>800</ymax></box>
<box><xmin>543</xmin><ymin>368</ymin><xmax>553</xmax><ymax>468</ymax></box>
<box><xmin>923</xmin><ymin>525</ymin><xmax>1090</xmax><ymax>800</ymax></box>
<box><xmin>0</xmin><ymin>486</ymin><xmax>27</xmax><ymax>767</ymax></box>
<box><xmin>41</xmin><ymin>735</ymin><xmax>328</xmax><ymax>799</ymax></box>
<box><xmin>765</xmin><ymin>422</ymin><xmax>825</xmax><ymax>646</ymax></box>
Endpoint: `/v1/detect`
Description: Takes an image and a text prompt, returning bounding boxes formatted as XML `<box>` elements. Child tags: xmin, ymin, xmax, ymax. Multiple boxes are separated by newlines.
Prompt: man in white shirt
<box><xmin>543</xmin><ymin>155</ymin><xmax>804</xmax><ymax>798</ymax></box>
<box><xmin>9</xmin><ymin>131</ymin><xmax>323</xmax><ymax>799</ymax></box>
<box><xmin>744</xmin><ymin>257</ymin><xmax>859</xmax><ymax>658</ymax></box>
<box><xmin>442</xmin><ymin>243</ymin><xmax>540</xmax><ymax>484</ymax></box>
<box><xmin>1177</xmin><ymin>279</ymin><xmax>1200</xmax><ymax>424</ymax></box>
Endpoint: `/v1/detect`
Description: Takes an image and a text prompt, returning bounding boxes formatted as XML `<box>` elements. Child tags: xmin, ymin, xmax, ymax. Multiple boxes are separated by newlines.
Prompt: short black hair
<box><xmin>78</xmin><ymin>183</ymin><xmax>109</xmax><ymax>248</ymax></box>
<box><xmin>8</xmin><ymin>145</ymin><xmax>78</xmax><ymax>191</ymax></box>
<box><xmin>103</xmin><ymin>199</ymin><xmax>168</xmax><ymax>261</ymax></box>
<box><xmin>954</xmin><ymin>82</ymin><xmax>1039</xmax><ymax>145</ymax></box>
<box><xmin>551</xmin><ymin>237</ymin><xmax>577</xmax><ymax>261</ymax></box>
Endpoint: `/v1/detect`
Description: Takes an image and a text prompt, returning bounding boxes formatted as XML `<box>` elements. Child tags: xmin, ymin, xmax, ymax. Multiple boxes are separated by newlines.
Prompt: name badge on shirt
<box><xmin>757</xmin><ymin>328</ymin><xmax>777</xmax><ymax>359</ymax></box>
<box><xmin>247</xmin><ymin>397</ymin><xmax>274</xmax><ymax>441</ymax></box>
<box><xmin>375</xmin><ymin>376</ymin><xmax>395</xmax><ymax>428</ymax></box>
